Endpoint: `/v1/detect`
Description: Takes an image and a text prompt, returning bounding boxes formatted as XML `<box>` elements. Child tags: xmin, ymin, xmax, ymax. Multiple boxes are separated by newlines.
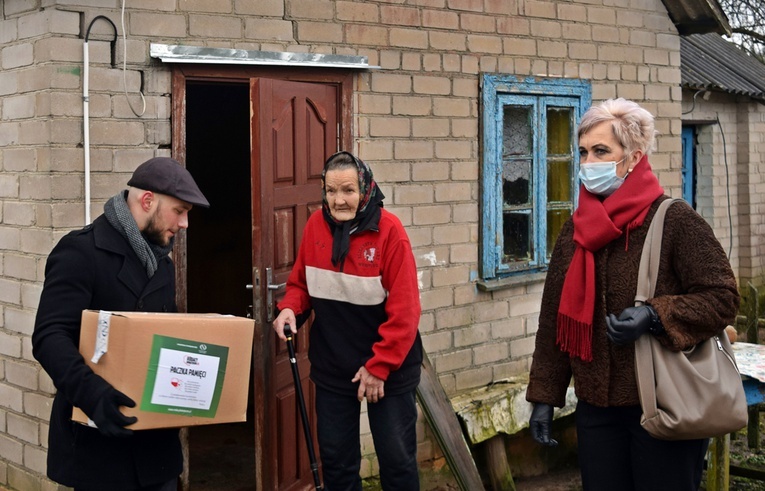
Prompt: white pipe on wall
<box><xmin>83</xmin><ymin>40</ymin><xmax>91</xmax><ymax>224</ymax></box>
<box><xmin>83</xmin><ymin>16</ymin><xmax>117</xmax><ymax>225</ymax></box>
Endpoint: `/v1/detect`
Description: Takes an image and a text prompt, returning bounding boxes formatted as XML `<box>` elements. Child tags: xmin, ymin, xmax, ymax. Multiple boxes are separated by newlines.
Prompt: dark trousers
<box><xmin>576</xmin><ymin>400</ymin><xmax>708</xmax><ymax>491</ymax></box>
<box><xmin>75</xmin><ymin>478</ymin><xmax>177</xmax><ymax>491</ymax></box>
<box><xmin>315</xmin><ymin>386</ymin><xmax>419</xmax><ymax>491</ymax></box>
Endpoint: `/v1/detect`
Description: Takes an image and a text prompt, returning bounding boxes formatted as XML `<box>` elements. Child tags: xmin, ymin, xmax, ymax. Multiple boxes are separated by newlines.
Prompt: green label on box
<box><xmin>141</xmin><ymin>335</ymin><xmax>229</xmax><ymax>418</ymax></box>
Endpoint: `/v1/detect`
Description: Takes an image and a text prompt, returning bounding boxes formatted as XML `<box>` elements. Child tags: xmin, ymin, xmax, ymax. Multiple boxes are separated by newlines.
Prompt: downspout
<box><xmin>83</xmin><ymin>16</ymin><xmax>117</xmax><ymax>224</ymax></box>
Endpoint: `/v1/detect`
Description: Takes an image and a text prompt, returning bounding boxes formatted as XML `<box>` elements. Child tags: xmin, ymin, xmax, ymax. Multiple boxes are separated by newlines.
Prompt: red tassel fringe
<box><xmin>556</xmin><ymin>313</ymin><xmax>593</xmax><ymax>362</ymax></box>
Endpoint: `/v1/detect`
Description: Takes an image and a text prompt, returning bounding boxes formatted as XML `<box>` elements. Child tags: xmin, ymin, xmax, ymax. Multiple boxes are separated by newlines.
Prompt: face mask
<box><xmin>578</xmin><ymin>159</ymin><xmax>626</xmax><ymax>196</ymax></box>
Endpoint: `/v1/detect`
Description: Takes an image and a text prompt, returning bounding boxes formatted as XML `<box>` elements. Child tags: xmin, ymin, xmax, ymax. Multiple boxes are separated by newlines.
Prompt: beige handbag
<box><xmin>633</xmin><ymin>198</ymin><xmax>748</xmax><ymax>440</ymax></box>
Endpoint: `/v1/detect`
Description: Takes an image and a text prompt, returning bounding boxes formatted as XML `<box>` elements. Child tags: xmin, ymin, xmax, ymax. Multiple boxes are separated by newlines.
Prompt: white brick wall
<box><xmin>0</xmin><ymin>0</ymin><xmax>758</xmax><ymax>488</ymax></box>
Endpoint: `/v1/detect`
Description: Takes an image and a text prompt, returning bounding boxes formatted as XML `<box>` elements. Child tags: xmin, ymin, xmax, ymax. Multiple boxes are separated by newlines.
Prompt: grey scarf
<box><xmin>104</xmin><ymin>191</ymin><xmax>173</xmax><ymax>278</ymax></box>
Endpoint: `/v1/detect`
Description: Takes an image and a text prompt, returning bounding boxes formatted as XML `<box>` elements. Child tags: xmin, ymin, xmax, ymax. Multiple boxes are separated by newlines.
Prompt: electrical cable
<box><xmin>682</xmin><ymin>89</ymin><xmax>706</xmax><ymax>115</ymax></box>
<box><xmin>121</xmin><ymin>0</ymin><xmax>146</xmax><ymax>117</ymax></box>
<box><xmin>85</xmin><ymin>16</ymin><xmax>117</xmax><ymax>60</ymax></box>
<box><xmin>715</xmin><ymin>114</ymin><xmax>733</xmax><ymax>258</ymax></box>
<box><xmin>681</xmin><ymin>92</ymin><xmax>733</xmax><ymax>259</ymax></box>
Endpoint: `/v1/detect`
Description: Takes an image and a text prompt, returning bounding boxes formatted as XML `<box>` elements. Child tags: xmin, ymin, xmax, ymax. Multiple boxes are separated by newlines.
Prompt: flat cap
<box><xmin>127</xmin><ymin>157</ymin><xmax>210</xmax><ymax>208</ymax></box>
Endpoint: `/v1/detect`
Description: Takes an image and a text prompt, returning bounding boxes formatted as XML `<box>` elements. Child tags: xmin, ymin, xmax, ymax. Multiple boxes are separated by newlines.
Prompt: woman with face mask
<box><xmin>525</xmin><ymin>98</ymin><xmax>739</xmax><ymax>490</ymax></box>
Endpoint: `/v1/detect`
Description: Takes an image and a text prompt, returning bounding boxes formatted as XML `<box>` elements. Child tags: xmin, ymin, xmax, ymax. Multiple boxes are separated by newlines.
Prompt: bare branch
<box><xmin>732</xmin><ymin>28</ymin><xmax>765</xmax><ymax>45</ymax></box>
<box><xmin>716</xmin><ymin>0</ymin><xmax>765</xmax><ymax>56</ymax></box>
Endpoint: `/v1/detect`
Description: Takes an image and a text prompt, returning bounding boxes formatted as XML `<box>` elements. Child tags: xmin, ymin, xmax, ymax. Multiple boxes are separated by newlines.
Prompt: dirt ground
<box><xmin>406</xmin><ymin>413</ymin><xmax>765</xmax><ymax>491</ymax></box>
<box><xmin>513</xmin><ymin>466</ymin><xmax>582</xmax><ymax>490</ymax></box>
<box><xmin>714</xmin><ymin>415</ymin><xmax>765</xmax><ymax>491</ymax></box>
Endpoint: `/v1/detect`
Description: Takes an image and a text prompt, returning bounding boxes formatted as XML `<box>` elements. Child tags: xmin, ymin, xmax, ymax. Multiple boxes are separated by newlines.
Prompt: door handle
<box><xmin>266</xmin><ymin>268</ymin><xmax>285</xmax><ymax>322</ymax></box>
<box><xmin>245</xmin><ymin>283</ymin><xmax>254</xmax><ymax>319</ymax></box>
<box><xmin>248</xmin><ymin>268</ymin><xmax>262</xmax><ymax>321</ymax></box>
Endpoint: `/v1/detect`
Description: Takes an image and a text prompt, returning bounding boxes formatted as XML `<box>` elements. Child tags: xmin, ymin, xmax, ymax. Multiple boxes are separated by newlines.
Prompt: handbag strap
<box><xmin>634</xmin><ymin>198</ymin><xmax>684</xmax><ymax>419</ymax></box>
<box><xmin>634</xmin><ymin>198</ymin><xmax>683</xmax><ymax>304</ymax></box>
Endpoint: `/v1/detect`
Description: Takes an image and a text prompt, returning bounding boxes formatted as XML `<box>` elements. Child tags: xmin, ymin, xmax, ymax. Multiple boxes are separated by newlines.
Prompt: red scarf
<box><xmin>557</xmin><ymin>156</ymin><xmax>664</xmax><ymax>361</ymax></box>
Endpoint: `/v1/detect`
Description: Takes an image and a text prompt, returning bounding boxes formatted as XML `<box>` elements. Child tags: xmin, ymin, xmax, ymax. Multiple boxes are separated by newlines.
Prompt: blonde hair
<box><xmin>577</xmin><ymin>98</ymin><xmax>658</xmax><ymax>155</ymax></box>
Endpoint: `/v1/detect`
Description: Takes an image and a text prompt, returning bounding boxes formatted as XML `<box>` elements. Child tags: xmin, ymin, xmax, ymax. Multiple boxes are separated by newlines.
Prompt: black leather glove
<box><xmin>90</xmin><ymin>387</ymin><xmax>138</xmax><ymax>437</ymax></box>
<box><xmin>529</xmin><ymin>403</ymin><xmax>558</xmax><ymax>446</ymax></box>
<box><xmin>606</xmin><ymin>305</ymin><xmax>663</xmax><ymax>346</ymax></box>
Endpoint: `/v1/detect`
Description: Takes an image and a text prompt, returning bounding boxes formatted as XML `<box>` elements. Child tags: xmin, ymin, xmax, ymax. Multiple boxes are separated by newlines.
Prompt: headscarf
<box><xmin>321</xmin><ymin>151</ymin><xmax>385</xmax><ymax>268</ymax></box>
<box><xmin>557</xmin><ymin>155</ymin><xmax>664</xmax><ymax>361</ymax></box>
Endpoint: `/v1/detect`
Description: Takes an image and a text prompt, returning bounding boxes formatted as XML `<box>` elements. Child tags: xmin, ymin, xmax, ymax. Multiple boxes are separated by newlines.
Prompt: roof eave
<box><xmin>662</xmin><ymin>0</ymin><xmax>732</xmax><ymax>36</ymax></box>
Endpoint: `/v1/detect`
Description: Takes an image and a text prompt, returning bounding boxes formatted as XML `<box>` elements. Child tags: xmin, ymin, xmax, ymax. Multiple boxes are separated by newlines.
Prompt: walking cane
<box><xmin>283</xmin><ymin>326</ymin><xmax>324</xmax><ymax>490</ymax></box>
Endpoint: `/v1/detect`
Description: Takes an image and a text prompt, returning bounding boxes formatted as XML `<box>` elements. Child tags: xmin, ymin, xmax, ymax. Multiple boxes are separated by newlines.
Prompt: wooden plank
<box><xmin>746</xmin><ymin>282</ymin><xmax>760</xmax><ymax>450</ymax></box>
<box><xmin>707</xmin><ymin>434</ymin><xmax>730</xmax><ymax>491</ymax></box>
<box><xmin>417</xmin><ymin>350</ymin><xmax>486</xmax><ymax>491</ymax></box>
<box><xmin>485</xmin><ymin>436</ymin><xmax>516</xmax><ymax>491</ymax></box>
<box><xmin>729</xmin><ymin>463</ymin><xmax>765</xmax><ymax>481</ymax></box>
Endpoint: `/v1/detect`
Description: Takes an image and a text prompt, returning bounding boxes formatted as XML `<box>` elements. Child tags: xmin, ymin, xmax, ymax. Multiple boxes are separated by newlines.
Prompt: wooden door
<box><xmin>251</xmin><ymin>78</ymin><xmax>337</xmax><ymax>491</ymax></box>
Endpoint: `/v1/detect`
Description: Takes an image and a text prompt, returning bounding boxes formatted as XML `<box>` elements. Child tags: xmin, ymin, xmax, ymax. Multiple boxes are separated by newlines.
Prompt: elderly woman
<box><xmin>273</xmin><ymin>151</ymin><xmax>422</xmax><ymax>491</ymax></box>
<box><xmin>526</xmin><ymin>98</ymin><xmax>739</xmax><ymax>490</ymax></box>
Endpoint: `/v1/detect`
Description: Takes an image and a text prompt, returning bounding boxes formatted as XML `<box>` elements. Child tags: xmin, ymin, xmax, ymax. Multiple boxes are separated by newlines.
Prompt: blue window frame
<box><xmin>481</xmin><ymin>75</ymin><xmax>591</xmax><ymax>280</ymax></box>
<box><xmin>681</xmin><ymin>126</ymin><xmax>696</xmax><ymax>208</ymax></box>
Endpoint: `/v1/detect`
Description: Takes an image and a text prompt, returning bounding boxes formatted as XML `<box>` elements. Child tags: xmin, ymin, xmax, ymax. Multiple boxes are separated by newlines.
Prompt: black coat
<box><xmin>32</xmin><ymin>215</ymin><xmax>183</xmax><ymax>490</ymax></box>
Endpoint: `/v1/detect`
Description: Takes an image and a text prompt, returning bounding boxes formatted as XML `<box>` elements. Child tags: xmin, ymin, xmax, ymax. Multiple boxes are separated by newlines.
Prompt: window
<box><xmin>480</xmin><ymin>75</ymin><xmax>591</xmax><ymax>281</ymax></box>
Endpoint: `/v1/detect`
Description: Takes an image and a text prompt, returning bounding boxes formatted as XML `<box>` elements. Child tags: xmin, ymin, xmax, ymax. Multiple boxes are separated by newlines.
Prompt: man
<box><xmin>33</xmin><ymin>157</ymin><xmax>209</xmax><ymax>491</ymax></box>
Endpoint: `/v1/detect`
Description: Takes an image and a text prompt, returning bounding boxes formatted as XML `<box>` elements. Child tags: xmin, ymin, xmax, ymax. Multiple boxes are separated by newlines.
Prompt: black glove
<box><xmin>606</xmin><ymin>305</ymin><xmax>663</xmax><ymax>346</ymax></box>
<box><xmin>90</xmin><ymin>387</ymin><xmax>138</xmax><ymax>437</ymax></box>
<box><xmin>529</xmin><ymin>403</ymin><xmax>558</xmax><ymax>446</ymax></box>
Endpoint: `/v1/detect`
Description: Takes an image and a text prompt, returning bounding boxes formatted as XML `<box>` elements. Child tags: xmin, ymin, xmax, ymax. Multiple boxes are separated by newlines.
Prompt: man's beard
<box><xmin>142</xmin><ymin>213</ymin><xmax>168</xmax><ymax>246</ymax></box>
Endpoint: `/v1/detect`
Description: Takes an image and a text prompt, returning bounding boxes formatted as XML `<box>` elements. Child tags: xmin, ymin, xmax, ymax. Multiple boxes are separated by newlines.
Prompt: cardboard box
<box><xmin>74</xmin><ymin>310</ymin><xmax>255</xmax><ymax>430</ymax></box>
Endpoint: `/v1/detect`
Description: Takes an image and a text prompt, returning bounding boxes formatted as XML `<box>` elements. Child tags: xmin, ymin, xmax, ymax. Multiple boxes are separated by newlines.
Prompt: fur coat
<box><xmin>527</xmin><ymin>196</ymin><xmax>740</xmax><ymax>408</ymax></box>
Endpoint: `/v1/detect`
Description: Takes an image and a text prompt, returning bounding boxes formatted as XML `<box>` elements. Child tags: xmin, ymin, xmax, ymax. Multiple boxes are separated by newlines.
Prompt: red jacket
<box><xmin>278</xmin><ymin>208</ymin><xmax>422</xmax><ymax>394</ymax></box>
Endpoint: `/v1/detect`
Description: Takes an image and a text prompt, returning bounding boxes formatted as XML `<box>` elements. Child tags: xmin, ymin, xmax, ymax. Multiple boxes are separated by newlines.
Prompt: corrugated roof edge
<box><xmin>681</xmin><ymin>34</ymin><xmax>765</xmax><ymax>101</ymax></box>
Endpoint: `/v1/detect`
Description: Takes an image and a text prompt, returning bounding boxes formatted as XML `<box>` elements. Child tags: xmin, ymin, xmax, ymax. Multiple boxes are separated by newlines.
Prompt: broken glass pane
<box><xmin>502</xmin><ymin>211</ymin><xmax>531</xmax><ymax>263</ymax></box>
<box><xmin>503</xmin><ymin>159</ymin><xmax>530</xmax><ymax>205</ymax></box>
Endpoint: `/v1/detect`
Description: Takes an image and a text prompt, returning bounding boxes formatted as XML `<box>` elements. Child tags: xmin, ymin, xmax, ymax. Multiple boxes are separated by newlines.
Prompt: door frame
<box><xmin>170</xmin><ymin>64</ymin><xmax>354</xmax><ymax>491</ymax></box>
<box><xmin>681</xmin><ymin>125</ymin><xmax>696</xmax><ymax>208</ymax></box>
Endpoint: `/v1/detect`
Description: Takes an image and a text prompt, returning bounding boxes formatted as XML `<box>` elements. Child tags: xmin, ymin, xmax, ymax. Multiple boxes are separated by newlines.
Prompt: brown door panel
<box><xmin>252</xmin><ymin>77</ymin><xmax>338</xmax><ymax>491</ymax></box>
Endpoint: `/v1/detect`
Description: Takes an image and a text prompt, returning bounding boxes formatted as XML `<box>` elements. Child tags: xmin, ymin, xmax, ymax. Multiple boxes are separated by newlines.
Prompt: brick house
<box><xmin>680</xmin><ymin>33</ymin><xmax>765</xmax><ymax>290</ymax></box>
<box><xmin>1</xmin><ymin>0</ymin><xmax>761</xmax><ymax>490</ymax></box>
